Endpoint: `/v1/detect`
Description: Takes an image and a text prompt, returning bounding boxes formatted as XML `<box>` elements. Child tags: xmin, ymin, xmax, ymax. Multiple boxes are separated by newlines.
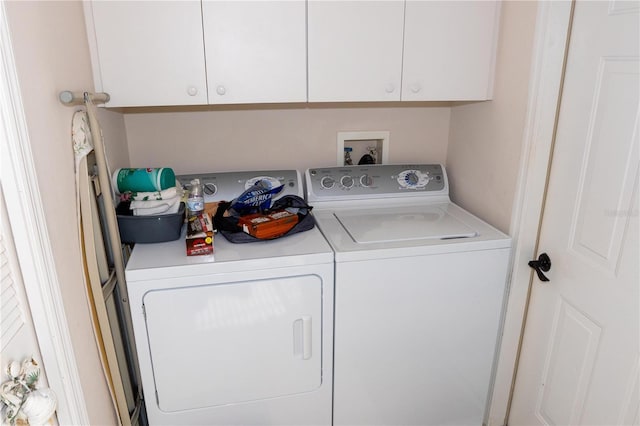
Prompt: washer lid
<box><xmin>334</xmin><ymin>205</ymin><xmax>477</xmax><ymax>243</ymax></box>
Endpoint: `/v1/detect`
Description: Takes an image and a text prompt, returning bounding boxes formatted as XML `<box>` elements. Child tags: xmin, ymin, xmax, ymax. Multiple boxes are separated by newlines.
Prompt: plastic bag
<box><xmin>228</xmin><ymin>181</ymin><xmax>284</xmax><ymax>216</ymax></box>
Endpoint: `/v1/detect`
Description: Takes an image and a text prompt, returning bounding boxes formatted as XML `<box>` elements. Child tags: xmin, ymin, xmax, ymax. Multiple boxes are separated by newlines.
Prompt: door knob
<box><xmin>528</xmin><ymin>252</ymin><xmax>551</xmax><ymax>282</ymax></box>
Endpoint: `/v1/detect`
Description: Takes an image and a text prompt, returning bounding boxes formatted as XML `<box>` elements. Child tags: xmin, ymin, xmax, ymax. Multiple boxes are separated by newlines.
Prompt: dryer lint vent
<box><xmin>337</xmin><ymin>131</ymin><xmax>389</xmax><ymax>166</ymax></box>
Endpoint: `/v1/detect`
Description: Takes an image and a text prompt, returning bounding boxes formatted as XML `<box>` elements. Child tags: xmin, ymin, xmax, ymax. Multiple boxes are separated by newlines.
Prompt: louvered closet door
<box><xmin>0</xmin><ymin>187</ymin><xmax>44</xmax><ymax>368</ymax></box>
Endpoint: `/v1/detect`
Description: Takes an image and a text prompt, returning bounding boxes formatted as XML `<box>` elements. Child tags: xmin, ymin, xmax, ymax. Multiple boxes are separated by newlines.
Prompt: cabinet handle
<box><xmin>216</xmin><ymin>85</ymin><xmax>226</xmax><ymax>96</ymax></box>
<box><xmin>410</xmin><ymin>84</ymin><xmax>422</xmax><ymax>94</ymax></box>
<box><xmin>384</xmin><ymin>84</ymin><xmax>395</xmax><ymax>94</ymax></box>
<box><xmin>187</xmin><ymin>86</ymin><xmax>198</xmax><ymax>96</ymax></box>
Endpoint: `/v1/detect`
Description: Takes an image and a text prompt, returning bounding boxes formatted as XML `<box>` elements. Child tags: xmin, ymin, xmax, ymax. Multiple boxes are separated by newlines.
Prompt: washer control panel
<box><xmin>306</xmin><ymin>164</ymin><xmax>446</xmax><ymax>200</ymax></box>
<box><xmin>177</xmin><ymin>170</ymin><xmax>301</xmax><ymax>203</ymax></box>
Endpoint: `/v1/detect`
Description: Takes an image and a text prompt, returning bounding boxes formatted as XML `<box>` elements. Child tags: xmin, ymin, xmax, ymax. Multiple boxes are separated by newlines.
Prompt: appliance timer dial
<box><xmin>360</xmin><ymin>174</ymin><xmax>373</xmax><ymax>187</ymax></box>
<box><xmin>397</xmin><ymin>170</ymin><xmax>431</xmax><ymax>189</ymax></box>
<box><xmin>203</xmin><ymin>183</ymin><xmax>217</xmax><ymax>195</ymax></box>
<box><xmin>320</xmin><ymin>176</ymin><xmax>336</xmax><ymax>189</ymax></box>
<box><xmin>245</xmin><ymin>176</ymin><xmax>281</xmax><ymax>190</ymax></box>
<box><xmin>406</xmin><ymin>172</ymin><xmax>419</xmax><ymax>185</ymax></box>
<box><xmin>340</xmin><ymin>176</ymin><xmax>355</xmax><ymax>189</ymax></box>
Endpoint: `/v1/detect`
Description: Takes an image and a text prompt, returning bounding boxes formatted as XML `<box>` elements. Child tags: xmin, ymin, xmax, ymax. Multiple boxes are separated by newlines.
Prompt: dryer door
<box><xmin>143</xmin><ymin>275</ymin><xmax>322</xmax><ymax>412</ymax></box>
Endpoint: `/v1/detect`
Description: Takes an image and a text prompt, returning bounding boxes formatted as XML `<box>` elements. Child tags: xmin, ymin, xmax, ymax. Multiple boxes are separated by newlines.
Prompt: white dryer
<box><xmin>125</xmin><ymin>170</ymin><xmax>334</xmax><ymax>425</ymax></box>
<box><xmin>306</xmin><ymin>164</ymin><xmax>511</xmax><ymax>426</ymax></box>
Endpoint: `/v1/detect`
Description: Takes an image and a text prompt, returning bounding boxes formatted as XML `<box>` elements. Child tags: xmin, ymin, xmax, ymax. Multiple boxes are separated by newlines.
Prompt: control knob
<box><xmin>340</xmin><ymin>175</ymin><xmax>354</xmax><ymax>189</ymax></box>
<box><xmin>245</xmin><ymin>176</ymin><xmax>281</xmax><ymax>190</ymax></box>
<box><xmin>360</xmin><ymin>174</ymin><xmax>373</xmax><ymax>187</ymax></box>
<box><xmin>203</xmin><ymin>183</ymin><xmax>217</xmax><ymax>196</ymax></box>
<box><xmin>320</xmin><ymin>176</ymin><xmax>336</xmax><ymax>189</ymax></box>
<box><xmin>405</xmin><ymin>172</ymin><xmax>419</xmax><ymax>186</ymax></box>
<box><xmin>397</xmin><ymin>170</ymin><xmax>431</xmax><ymax>189</ymax></box>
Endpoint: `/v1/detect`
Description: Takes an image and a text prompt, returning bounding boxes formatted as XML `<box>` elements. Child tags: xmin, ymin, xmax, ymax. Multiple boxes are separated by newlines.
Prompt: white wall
<box><xmin>123</xmin><ymin>105</ymin><xmax>451</xmax><ymax>174</ymax></box>
<box><xmin>5</xmin><ymin>1</ymin><xmax>125</xmax><ymax>424</ymax></box>
<box><xmin>447</xmin><ymin>0</ymin><xmax>539</xmax><ymax>233</ymax></box>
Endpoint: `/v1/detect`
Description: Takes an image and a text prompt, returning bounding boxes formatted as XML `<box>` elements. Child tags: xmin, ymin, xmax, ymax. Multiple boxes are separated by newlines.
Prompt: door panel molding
<box><xmin>536</xmin><ymin>298</ymin><xmax>602</xmax><ymax>425</ymax></box>
<box><xmin>618</xmin><ymin>355</ymin><xmax>640</xmax><ymax>424</ymax></box>
<box><xmin>569</xmin><ymin>57</ymin><xmax>639</xmax><ymax>273</ymax></box>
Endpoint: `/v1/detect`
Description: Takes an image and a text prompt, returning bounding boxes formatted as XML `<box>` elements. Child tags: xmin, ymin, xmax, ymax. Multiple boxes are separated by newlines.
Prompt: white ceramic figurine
<box><xmin>0</xmin><ymin>357</ymin><xmax>56</xmax><ymax>425</ymax></box>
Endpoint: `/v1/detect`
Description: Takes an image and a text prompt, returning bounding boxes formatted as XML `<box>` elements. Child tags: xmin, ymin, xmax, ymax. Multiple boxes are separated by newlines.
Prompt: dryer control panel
<box><xmin>306</xmin><ymin>164</ymin><xmax>448</xmax><ymax>202</ymax></box>
<box><xmin>178</xmin><ymin>170</ymin><xmax>302</xmax><ymax>203</ymax></box>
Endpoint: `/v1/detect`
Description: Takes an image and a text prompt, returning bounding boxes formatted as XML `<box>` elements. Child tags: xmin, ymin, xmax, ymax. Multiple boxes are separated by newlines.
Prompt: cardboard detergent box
<box><xmin>186</xmin><ymin>213</ymin><xmax>214</xmax><ymax>256</ymax></box>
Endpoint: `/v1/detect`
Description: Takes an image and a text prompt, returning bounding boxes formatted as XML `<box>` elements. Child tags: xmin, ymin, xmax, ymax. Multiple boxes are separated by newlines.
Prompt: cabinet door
<box><xmin>402</xmin><ymin>1</ymin><xmax>500</xmax><ymax>101</ymax></box>
<box><xmin>203</xmin><ymin>1</ymin><xmax>307</xmax><ymax>104</ymax></box>
<box><xmin>86</xmin><ymin>1</ymin><xmax>207</xmax><ymax>107</ymax></box>
<box><xmin>308</xmin><ymin>1</ymin><xmax>404</xmax><ymax>102</ymax></box>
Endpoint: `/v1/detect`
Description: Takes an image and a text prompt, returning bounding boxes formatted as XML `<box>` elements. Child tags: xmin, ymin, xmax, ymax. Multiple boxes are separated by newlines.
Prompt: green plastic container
<box><xmin>113</xmin><ymin>167</ymin><xmax>176</xmax><ymax>194</ymax></box>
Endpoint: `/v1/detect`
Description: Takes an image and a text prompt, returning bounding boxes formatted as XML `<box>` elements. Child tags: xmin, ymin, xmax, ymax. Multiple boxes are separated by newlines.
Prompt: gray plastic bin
<box><xmin>117</xmin><ymin>203</ymin><xmax>185</xmax><ymax>244</ymax></box>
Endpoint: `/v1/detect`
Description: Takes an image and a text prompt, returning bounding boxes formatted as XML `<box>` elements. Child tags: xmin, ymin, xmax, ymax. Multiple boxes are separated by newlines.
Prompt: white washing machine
<box><xmin>125</xmin><ymin>170</ymin><xmax>334</xmax><ymax>425</ymax></box>
<box><xmin>305</xmin><ymin>164</ymin><xmax>511</xmax><ymax>426</ymax></box>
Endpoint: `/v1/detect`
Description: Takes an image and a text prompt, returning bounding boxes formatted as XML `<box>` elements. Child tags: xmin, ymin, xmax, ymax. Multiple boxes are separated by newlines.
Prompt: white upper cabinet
<box><xmin>202</xmin><ymin>1</ymin><xmax>307</xmax><ymax>104</ymax></box>
<box><xmin>402</xmin><ymin>1</ymin><xmax>500</xmax><ymax>101</ymax></box>
<box><xmin>85</xmin><ymin>0</ymin><xmax>501</xmax><ymax>106</ymax></box>
<box><xmin>307</xmin><ymin>1</ymin><xmax>405</xmax><ymax>102</ymax></box>
<box><xmin>85</xmin><ymin>1</ymin><xmax>207</xmax><ymax>107</ymax></box>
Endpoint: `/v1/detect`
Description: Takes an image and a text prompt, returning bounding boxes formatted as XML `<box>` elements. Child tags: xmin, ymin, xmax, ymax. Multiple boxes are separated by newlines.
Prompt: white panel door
<box><xmin>509</xmin><ymin>2</ymin><xmax>639</xmax><ymax>425</ymax></box>
<box><xmin>88</xmin><ymin>1</ymin><xmax>207</xmax><ymax>107</ymax></box>
<box><xmin>143</xmin><ymin>275</ymin><xmax>322</xmax><ymax>413</ymax></box>
<box><xmin>402</xmin><ymin>1</ymin><xmax>500</xmax><ymax>101</ymax></box>
<box><xmin>307</xmin><ymin>1</ymin><xmax>404</xmax><ymax>102</ymax></box>
<box><xmin>202</xmin><ymin>1</ymin><xmax>307</xmax><ymax>104</ymax></box>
